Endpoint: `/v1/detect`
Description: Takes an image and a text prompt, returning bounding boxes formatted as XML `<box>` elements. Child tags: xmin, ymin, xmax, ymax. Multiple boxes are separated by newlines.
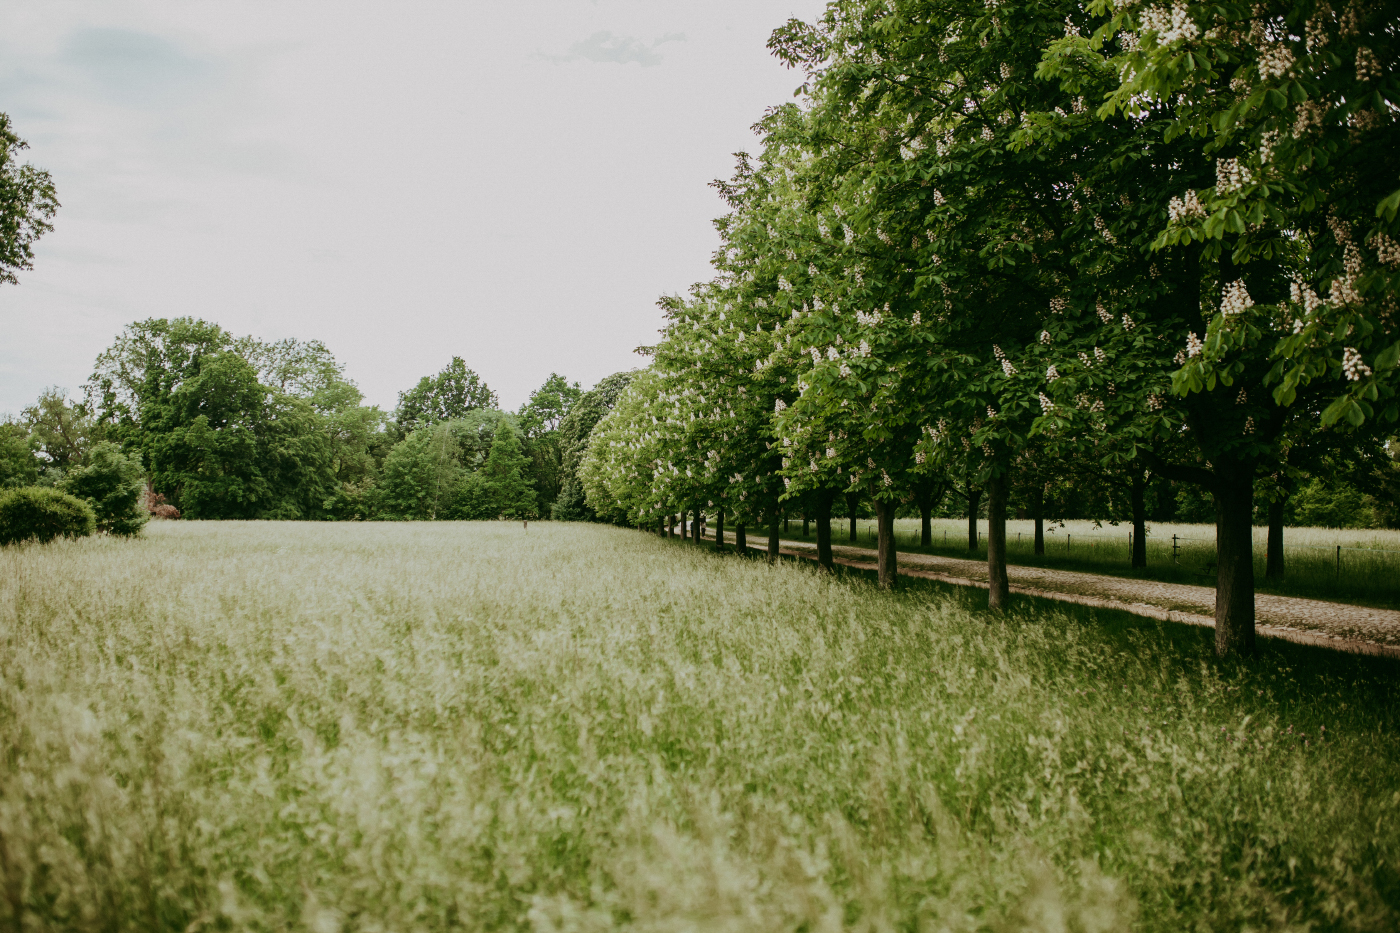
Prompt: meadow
<box><xmin>803</xmin><ymin>518</ymin><xmax>1400</xmax><ymax>607</ymax></box>
<box><xmin>1</xmin><ymin>521</ymin><xmax>1398</xmax><ymax>931</ymax></box>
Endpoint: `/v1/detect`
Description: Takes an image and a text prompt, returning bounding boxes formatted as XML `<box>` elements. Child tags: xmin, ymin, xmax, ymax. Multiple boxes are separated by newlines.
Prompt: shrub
<box><xmin>143</xmin><ymin>488</ymin><xmax>181</xmax><ymax>520</ymax></box>
<box><xmin>60</xmin><ymin>442</ymin><xmax>149</xmax><ymax>536</ymax></box>
<box><xmin>0</xmin><ymin>487</ymin><xmax>96</xmax><ymax>545</ymax></box>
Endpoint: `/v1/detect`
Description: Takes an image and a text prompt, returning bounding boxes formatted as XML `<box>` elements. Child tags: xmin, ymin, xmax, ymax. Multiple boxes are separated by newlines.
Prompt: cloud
<box><xmin>544</xmin><ymin>31</ymin><xmax>685</xmax><ymax>67</ymax></box>
<box><xmin>62</xmin><ymin>28</ymin><xmax>216</xmax><ymax>109</ymax></box>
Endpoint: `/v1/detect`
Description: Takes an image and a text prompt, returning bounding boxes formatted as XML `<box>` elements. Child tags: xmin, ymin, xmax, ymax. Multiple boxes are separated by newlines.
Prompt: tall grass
<box><xmin>0</xmin><ymin>521</ymin><xmax>1397</xmax><ymax>931</ymax></box>
<box><xmin>808</xmin><ymin>518</ymin><xmax>1400</xmax><ymax>606</ymax></box>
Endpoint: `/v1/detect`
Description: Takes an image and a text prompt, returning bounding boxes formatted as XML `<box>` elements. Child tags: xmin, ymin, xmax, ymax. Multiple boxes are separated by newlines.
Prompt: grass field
<box><xmin>1</xmin><ymin>521</ymin><xmax>1398</xmax><ymax>931</ymax></box>
<box><xmin>796</xmin><ymin>518</ymin><xmax>1400</xmax><ymax>607</ymax></box>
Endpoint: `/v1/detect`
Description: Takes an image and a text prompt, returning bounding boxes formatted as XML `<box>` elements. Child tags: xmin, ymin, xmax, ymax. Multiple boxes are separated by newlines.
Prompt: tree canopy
<box><xmin>0</xmin><ymin>113</ymin><xmax>58</xmax><ymax>287</ymax></box>
<box><xmin>579</xmin><ymin>0</ymin><xmax>1399</xmax><ymax>657</ymax></box>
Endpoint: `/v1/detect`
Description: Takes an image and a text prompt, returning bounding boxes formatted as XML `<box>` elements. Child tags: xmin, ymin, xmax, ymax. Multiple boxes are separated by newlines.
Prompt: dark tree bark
<box><xmin>692</xmin><ymin>507</ymin><xmax>701</xmax><ymax>544</ymax></box>
<box><xmin>735</xmin><ymin>523</ymin><xmax>747</xmax><ymax>554</ymax></box>
<box><xmin>967</xmin><ymin>488</ymin><xmax>981</xmax><ymax>551</ymax></box>
<box><xmin>1139</xmin><ymin>446</ymin><xmax>1258</xmax><ymax>659</ymax></box>
<box><xmin>846</xmin><ymin>491</ymin><xmax>860</xmax><ymax>542</ymax></box>
<box><xmin>1213</xmin><ymin>464</ymin><xmax>1257</xmax><ymax>657</ymax></box>
<box><xmin>714</xmin><ymin>509</ymin><xmax>725</xmax><ymax>551</ymax></box>
<box><xmin>658</xmin><ymin>516</ymin><xmax>665</xmax><ymax>536</ymax></box>
<box><xmin>1266</xmin><ymin>497</ymin><xmax>1285</xmax><ymax>581</ymax></box>
<box><xmin>987</xmin><ymin>474</ymin><xmax>1009</xmax><ymax>611</ymax></box>
<box><xmin>1131</xmin><ymin>472</ymin><xmax>1148</xmax><ymax>569</ymax></box>
<box><xmin>767</xmin><ymin>511</ymin><xmax>781</xmax><ymax>563</ymax></box>
<box><xmin>874</xmin><ymin>498</ymin><xmax>897</xmax><ymax>589</ymax></box>
<box><xmin>815</xmin><ymin>489</ymin><xmax>835</xmax><ymax>572</ymax></box>
<box><xmin>914</xmin><ymin>482</ymin><xmax>937</xmax><ymax>547</ymax></box>
<box><xmin>665</xmin><ymin>514</ymin><xmax>673</xmax><ymax>538</ymax></box>
<box><xmin>802</xmin><ymin>511</ymin><xmax>809</xmax><ymax>537</ymax></box>
<box><xmin>1032</xmin><ymin>486</ymin><xmax>1045</xmax><ymax>556</ymax></box>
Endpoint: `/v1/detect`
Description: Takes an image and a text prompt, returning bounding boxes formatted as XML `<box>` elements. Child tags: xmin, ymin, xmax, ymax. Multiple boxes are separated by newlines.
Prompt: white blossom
<box><xmin>1139</xmin><ymin>3</ymin><xmax>1199</xmax><ymax>43</ymax></box>
<box><xmin>1220</xmin><ymin>280</ymin><xmax>1253</xmax><ymax>315</ymax></box>
<box><xmin>1343</xmin><ymin>347</ymin><xmax>1372</xmax><ymax>381</ymax></box>
<box><xmin>1215</xmin><ymin>158</ymin><xmax>1253</xmax><ymax>194</ymax></box>
<box><xmin>1168</xmin><ymin>189</ymin><xmax>1206</xmax><ymax>223</ymax></box>
<box><xmin>1258</xmin><ymin>44</ymin><xmax>1295</xmax><ymax>80</ymax></box>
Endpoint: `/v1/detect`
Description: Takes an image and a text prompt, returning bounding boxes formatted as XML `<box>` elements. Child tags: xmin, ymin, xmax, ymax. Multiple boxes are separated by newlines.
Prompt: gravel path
<box><xmin>758</xmin><ymin>537</ymin><xmax>1400</xmax><ymax>658</ymax></box>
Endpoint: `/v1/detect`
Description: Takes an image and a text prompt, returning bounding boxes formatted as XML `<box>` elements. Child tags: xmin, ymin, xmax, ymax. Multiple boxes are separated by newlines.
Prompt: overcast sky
<box><xmin>0</xmin><ymin>0</ymin><xmax>827</xmax><ymax>416</ymax></box>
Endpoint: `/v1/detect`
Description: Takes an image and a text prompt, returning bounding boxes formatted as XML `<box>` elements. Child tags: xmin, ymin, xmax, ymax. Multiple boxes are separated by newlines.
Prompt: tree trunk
<box><xmin>692</xmin><ymin>507</ymin><xmax>701</xmax><ymax>544</ymax></box>
<box><xmin>987</xmin><ymin>474</ymin><xmax>1009</xmax><ymax>611</ymax></box>
<box><xmin>967</xmin><ymin>488</ymin><xmax>981</xmax><ymax>551</ymax></box>
<box><xmin>815</xmin><ymin>490</ymin><xmax>834</xmax><ymax>572</ymax></box>
<box><xmin>767</xmin><ymin>511</ymin><xmax>781</xmax><ymax>563</ymax></box>
<box><xmin>1213</xmin><ymin>465</ymin><xmax>1256</xmax><ymax>657</ymax></box>
<box><xmin>802</xmin><ymin>511</ymin><xmax>809</xmax><ymax>537</ymax></box>
<box><xmin>784</xmin><ymin>513</ymin><xmax>789</xmax><ymax>532</ymax></box>
<box><xmin>1032</xmin><ymin>487</ymin><xmax>1045</xmax><ymax>556</ymax></box>
<box><xmin>1131</xmin><ymin>472</ymin><xmax>1148</xmax><ymax>569</ymax></box>
<box><xmin>846</xmin><ymin>491</ymin><xmax>860</xmax><ymax>542</ymax></box>
<box><xmin>736</xmin><ymin>523</ymin><xmax>747</xmax><ymax>554</ymax></box>
<box><xmin>874</xmin><ymin>498</ymin><xmax>897</xmax><ymax>589</ymax></box>
<box><xmin>714</xmin><ymin>509</ymin><xmax>725</xmax><ymax>551</ymax></box>
<box><xmin>914</xmin><ymin>483</ymin><xmax>934</xmax><ymax>547</ymax></box>
<box><xmin>1266</xmin><ymin>497</ymin><xmax>1285</xmax><ymax>581</ymax></box>
<box><xmin>658</xmin><ymin>516</ymin><xmax>665</xmax><ymax>536</ymax></box>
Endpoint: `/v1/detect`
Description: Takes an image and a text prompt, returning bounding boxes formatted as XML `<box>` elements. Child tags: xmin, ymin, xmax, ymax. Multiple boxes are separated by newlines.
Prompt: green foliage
<box><xmin>0</xmin><ymin>486</ymin><xmax>95</xmax><ymax>545</ymax></box>
<box><xmin>517</xmin><ymin>373</ymin><xmax>582</xmax><ymax>438</ymax></box>
<box><xmin>0</xmin><ymin>419</ymin><xmax>39</xmax><ymax>489</ymax></box>
<box><xmin>21</xmin><ymin>388</ymin><xmax>96</xmax><ymax>470</ymax></box>
<box><xmin>376</xmin><ymin>423</ymin><xmax>466</xmax><ymax>520</ymax></box>
<box><xmin>555</xmin><ymin>371</ymin><xmax>634</xmax><ymax>521</ymax></box>
<box><xmin>0</xmin><ymin>113</ymin><xmax>58</xmax><ymax>286</ymax></box>
<box><xmin>480</xmin><ymin>421</ymin><xmax>536</xmax><ymax>519</ymax></box>
<box><xmin>1288</xmin><ymin>475</ymin><xmax>1376</xmax><ymax>529</ymax></box>
<box><xmin>59</xmin><ymin>442</ymin><xmax>148</xmax><ymax>537</ymax></box>
<box><xmin>84</xmin><ymin>318</ymin><xmax>379</xmax><ymax>520</ymax></box>
<box><xmin>145</xmin><ymin>351</ymin><xmax>335</xmax><ymax>520</ymax></box>
<box><xmin>394</xmin><ymin>357</ymin><xmax>498</xmax><ymax>432</ymax></box>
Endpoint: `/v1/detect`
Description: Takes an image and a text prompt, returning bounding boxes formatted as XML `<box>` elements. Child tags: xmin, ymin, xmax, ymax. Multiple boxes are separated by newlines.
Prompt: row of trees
<box><xmin>580</xmin><ymin>0</ymin><xmax>1398</xmax><ymax>656</ymax></box>
<box><xmin>2</xmin><ymin>317</ymin><xmax>632</xmax><ymax>523</ymax></box>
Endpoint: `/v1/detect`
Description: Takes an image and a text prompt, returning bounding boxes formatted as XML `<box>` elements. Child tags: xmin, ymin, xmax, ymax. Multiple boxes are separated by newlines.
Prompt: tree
<box><xmin>23</xmin><ymin>387</ymin><xmax>96</xmax><ymax>471</ymax></box>
<box><xmin>0</xmin><ymin>418</ymin><xmax>39</xmax><ymax>489</ymax></box>
<box><xmin>517</xmin><ymin>373</ymin><xmax>583</xmax><ymax>513</ymax></box>
<box><xmin>394</xmin><ymin>357</ymin><xmax>498</xmax><ymax>432</ymax></box>
<box><xmin>143</xmin><ymin>351</ymin><xmax>334</xmax><ymax>519</ymax></box>
<box><xmin>481</xmin><ymin>421</ymin><xmax>537</xmax><ymax>519</ymax></box>
<box><xmin>59</xmin><ymin>441</ymin><xmax>148</xmax><ymax>536</ymax></box>
<box><xmin>377</xmin><ymin>423</ymin><xmax>466</xmax><ymax>520</ymax></box>
<box><xmin>554</xmin><ymin>372</ymin><xmax>634</xmax><ymax>521</ymax></box>
<box><xmin>0</xmin><ymin>113</ymin><xmax>58</xmax><ymax>286</ymax></box>
<box><xmin>518</xmin><ymin>373</ymin><xmax>582</xmax><ymax>437</ymax></box>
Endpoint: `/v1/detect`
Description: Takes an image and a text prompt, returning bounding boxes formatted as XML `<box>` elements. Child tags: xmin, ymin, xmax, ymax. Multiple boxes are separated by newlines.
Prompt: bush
<box><xmin>60</xmin><ymin>442</ymin><xmax>149</xmax><ymax>536</ymax></box>
<box><xmin>0</xmin><ymin>487</ymin><xmax>96</xmax><ymax>546</ymax></box>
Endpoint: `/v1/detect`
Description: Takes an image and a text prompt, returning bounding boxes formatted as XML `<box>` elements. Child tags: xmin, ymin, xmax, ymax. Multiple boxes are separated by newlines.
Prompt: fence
<box><xmin>833</xmin><ymin>521</ymin><xmax>1400</xmax><ymax>583</ymax></box>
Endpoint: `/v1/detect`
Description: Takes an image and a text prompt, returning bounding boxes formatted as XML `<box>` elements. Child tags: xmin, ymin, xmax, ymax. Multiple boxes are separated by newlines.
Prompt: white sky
<box><xmin>0</xmin><ymin>0</ymin><xmax>827</xmax><ymax>416</ymax></box>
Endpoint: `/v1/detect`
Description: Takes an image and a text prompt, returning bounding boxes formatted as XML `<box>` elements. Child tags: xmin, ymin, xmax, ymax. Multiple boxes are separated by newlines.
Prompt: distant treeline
<box><xmin>0</xmin><ymin>317</ymin><xmax>633</xmax><ymax>521</ymax></box>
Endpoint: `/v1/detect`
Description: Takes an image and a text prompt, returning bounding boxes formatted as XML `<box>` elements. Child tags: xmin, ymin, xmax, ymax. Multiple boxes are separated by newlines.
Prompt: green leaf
<box><xmin>1378</xmin><ymin>188</ymin><xmax>1400</xmax><ymax>222</ymax></box>
<box><xmin>1376</xmin><ymin>341</ymin><xmax>1400</xmax><ymax>372</ymax></box>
